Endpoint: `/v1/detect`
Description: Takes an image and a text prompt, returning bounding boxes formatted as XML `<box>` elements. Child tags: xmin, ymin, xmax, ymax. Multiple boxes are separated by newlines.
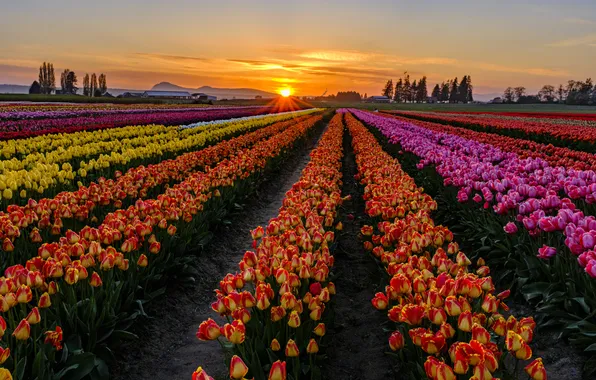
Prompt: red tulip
<box><xmin>229</xmin><ymin>355</ymin><xmax>249</xmax><ymax>379</ymax></box>
<box><xmin>196</xmin><ymin>319</ymin><xmax>221</xmax><ymax>341</ymax></box>
<box><xmin>268</xmin><ymin>361</ymin><xmax>286</xmax><ymax>380</ymax></box>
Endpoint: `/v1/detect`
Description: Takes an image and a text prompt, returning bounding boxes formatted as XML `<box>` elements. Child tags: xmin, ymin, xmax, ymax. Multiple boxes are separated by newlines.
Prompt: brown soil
<box><xmin>323</xmin><ymin>130</ymin><xmax>398</xmax><ymax>380</ymax></box>
<box><xmin>112</xmin><ymin>124</ymin><xmax>326</xmax><ymax>380</ymax></box>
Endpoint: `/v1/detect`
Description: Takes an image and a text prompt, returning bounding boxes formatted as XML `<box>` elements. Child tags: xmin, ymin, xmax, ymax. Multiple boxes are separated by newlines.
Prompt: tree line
<box><xmin>502</xmin><ymin>79</ymin><xmax>596</xmax><ymax>105</ymax></box>
<box><xmin>29</xmin><ymin>61</ymin><xmax>108</xmax><ymax>97</ymax></box>
<box><xmin>382</xmin><ymin>72</ymin><xmax>473</xmax><ymax>103</ymax></box>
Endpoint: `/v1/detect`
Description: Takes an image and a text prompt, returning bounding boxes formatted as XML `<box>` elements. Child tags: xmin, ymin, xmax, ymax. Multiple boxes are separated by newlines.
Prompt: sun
<box><xmin>280</xmin><ymin>88</ymin><xmax>292</xmax><ymax>97</ymax></box>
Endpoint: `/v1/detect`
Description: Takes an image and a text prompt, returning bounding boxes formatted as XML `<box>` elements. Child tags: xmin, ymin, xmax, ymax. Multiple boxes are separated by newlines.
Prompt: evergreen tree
<box><xmin>83</xmin><ymin>74</ymin><xmax>90</xmax><ymax>97</ymax></box>
<box><xmin>29</xmin><ymin>81</ymin><xmax>41</xmax><ymax>94</ymax></box>
<box><xmin>364</xmin><ymin>93</ymin><xmax>367</xmax><ymax>99</ymax></box>
<box><xmin>440</xmin><ymin>82</ymin><xmax>450</xmax><ymax>102</ymax></box>
<box><xmin>48</xmin><ymin>63</ymin><xmax>55</xmax><ymax>93</ymax></box>
<box><xmin>394</xmin><ymin>78</ymin><xmax>403</xmax><ymax>102</ymax></box>
<box><xmin>431</xmin><ymin>84</ymin><xmax>441</xmax><ymax>99</ymax></box>
<box><xmin>411</xmin><ymin>80</ymin><xmax>417</xmax><ymax>103</ymax></box>
<box><xmin>449</xmin><ymin>77</ymin><xmax>459</xmax><ymax>103</ymax></box>
<box><xmin>90</xmin><ymin>73</ymin><xmax>98</xmax><ymax>97</ymax></box>
<box><xmin>467</xmin><ymin>76</ymin><xmax>473</xmax><ymax>102</ymax></box>
<box><xmin>403</xmin><ymin>72</ymin><xmax>411</xmax><ymax>102</ymax></box>
<box><xmin>98</xmin><ymin>73</ymin><xmax>107</xmax><ymax>94</ymax></box>
<box><xmin>60</xmin><ymin>69</ymin><xmax>69</xmax><ymax>93</ymax></box>
<box><xmin>382</xmin><ymin>79</ymin><xmax>394</xmax><ymax>99</ymax></box>
<box><xmin>458</xmin><ymin>75</ymin><xmax>469</xmax><ymax>103</ymax></box>
<box><xmin>416</xmin><ymin>76</ymin><xmax>428</xmax><ymax>102</ymax></box>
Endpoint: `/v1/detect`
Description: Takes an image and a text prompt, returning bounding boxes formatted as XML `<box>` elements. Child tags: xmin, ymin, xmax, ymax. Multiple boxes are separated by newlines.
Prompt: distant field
<box><xmin>306</xmin><ymin>101</ymin><xmax>596</xmax><ymax>113</ymax></box>
<box><xmin>0</xmin><ymin>93</ymin><xmax>191</xmax><ymax>104</ymax></box>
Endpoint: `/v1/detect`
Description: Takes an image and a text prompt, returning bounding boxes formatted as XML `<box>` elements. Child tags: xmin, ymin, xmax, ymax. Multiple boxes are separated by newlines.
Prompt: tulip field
<box><xmin>1</xmin><ymin>103</ymin><xmax>596</xmax><ymax>380</ymax></box>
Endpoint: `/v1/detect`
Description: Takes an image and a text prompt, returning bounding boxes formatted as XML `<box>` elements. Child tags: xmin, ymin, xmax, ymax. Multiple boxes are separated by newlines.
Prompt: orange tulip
<box><xmin>515</xmin><ymin>342</ymin><xmax>533</xmax><ymax>360</ymax></box>
<box><xmin>12</xmin><ymin>319</ymin><xmax>31</xmax><ymax>340</ymax></box>
<box><xmin>0</xmin><ymin>368</ymin><xmax>11</xmax><ymax>380</ymax></box>
<box><xmin>457</xmin><ymin>310</ymin><xmax>473</xmax><ymax>332</ymax></box>
<box><xmin>221</xmin><ymin>320</ymin><xmax>245</xmax><ymax>344</ymax></box>
<box><xmin>229</xmin><ymin>355</ymin><xmax>249</xmax><ymax>379</ymax></box>
<box><xmin>26</xmin><ymin>307</ymin><xmax>41</xmax><ymax>325</ymax></box>
<box><xmin>196</xmin><ymin>319</ymin><xmax>221</xmax><ymax>341</ymax></box>
<box><xmin>506</xmin><ymin>330</ymin><xmax>523</xmax><ymax>352</ymax></box>
<box><xmin>137</xmin><ymin>254</ymin><xmax>148</xmax><ymax>268</ymax></box>
<box><xmin>389</xmin><ymin>331</ymin><xmax>405</xmax><ymax>351</ymax></box>
<box><xmin>287</xmin><ymin>310</ymin><xmax>301</xmax><ymax>328</ymax></box>
<box><xmin>525</xmin><ymin>358</ymin><xmax>547</xmax><ymax>380</ymax></box>
<box><xmin>44</xmin><ymin>326</ymin><xmax>63</xmax><ymax>350</ymax></box>
<box><xmin>64</xmin><ymin>267</ymin><xmax>79</xmax><ymax>285</ymax></box>
<box><xmin>268</xmin><ymin>360</ymin><xmax>286</xmax><ymax>380</ymax></box>
<box><xmin>285</xmin><ymin>339</ymin><xmax>299</xmax><ymax>357</ymax></box>
<box><xmin>192</xmin><ymin>367</ymin><xmax>215</xmax><ymax>380</ymax></box>
<box><xmin>0</xmin><ymin>347</ymin><xmax>9</xmax><ymax>365</ymax></box>
<box><xmin>429</xmin><ymin>308</ymin><xmax>447</xmax><ymax>325</ymax></box>
<box><xmin>149</xmin><ymin>241</ymin><xmax>161</xmax><ymax>254</ymax></box>
<box><xmin>471</xmin><ymin>323</ymin><xmax>490</xmax><ymax>344</ymax></box>
<box><xmin>444</xmin><ymin>296</ymin><xmax>462</xmax><ymax>316</ymax></box>
<box><xmin>270</xmin><ymin>338</ymin><xmax>281</xmax><ymax>351</ymax></box>
<box><xmin>16</xmin><ymin>285</ymin><xmax>32</xmax><ymax>304</ymax></box>
<box><xmin>371</xmin><ymin>292</ymin><xmax>388</xmax><ymax>310</ymax></box>
<box><xmin>306</xmin><ymin>338</ymin><xmax>319</xmax><ymax>354</ymax></box>
<box><xmin>89</xmin><ymin>272</ymin><xmax>103</xmax><ymax>287</ymax></box>
<box><xmin>313</xmin><ymin>323</ymin><xmax>326</xmax><ymax>337</ymax></box>
<box><xmin>400</xmin><ymin>304</ymin><xmax>425</xmax><ymax>326</ymax></box>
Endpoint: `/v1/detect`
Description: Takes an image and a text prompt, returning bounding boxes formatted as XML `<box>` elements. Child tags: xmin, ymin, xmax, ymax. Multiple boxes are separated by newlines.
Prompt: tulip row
<box><xmin>380</xmin><ymin>113</ymin><xmax>596</xmax><ymax>171</ymax></box>
<box><xmin>0</xmin><ymin>104</ymin><xmax>234</xmax><ymax>121</ymax></box>
<box><xmin>0</xmin><ymin>109</ymin><xmax>320</xmax><ymax>203</ymax></box>
<box><xmin>437</xmin><ymin>111</ymin><xmax>596</xmax><ymax>122</ymax></box>
<box><xmin>342</xmin><ymin>110</ymin><xmax>547</xmax><ymax>380</ymax></box>
<box><xmin>386</xmin><ymin>111</ymin><xmax>596</xmax><ymax>152</ymax></box>
<box><xmin>193</xmin><ymin>113</ymin><xmax>345</xmax><ymax>380</ymax></box>
<box><xmin>351</xmin><ymin>109</ymin><xmax>596</xmax><ymax>365</ymax></box>
<box><xmin>0</xmin><ymin>112</ymin><xmax>323</xmax><ymax>269</ymax></box>
<box><xmin>0</xmin><ymin>103</ymin><xmax>219</xmax><ymax>116</ymax></box>
<box><xmin>351</xmin><ymin>109</ymin><xmax>596</xmax><ymax>275</ymax></box>
<box><xmin>0</xmin><ymin>112</ymin><xmax>326</xmax><ymax>379</ymax></box>
<box><xmin>0</xmin><ymin>106</ymin><xmax>302</xmax><ymax>141</ymax></box>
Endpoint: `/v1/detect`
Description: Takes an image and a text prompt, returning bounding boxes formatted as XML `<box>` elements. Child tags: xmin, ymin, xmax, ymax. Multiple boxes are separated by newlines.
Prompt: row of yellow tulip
<box><xmin>0</xmin><ymin>109</ymin><xmax>320</xmax><ymax>203</ymax></box>
<box><xmin>343</xmin><ymin>111</ymin><xmax>547</xmax><ymax>380</ymax></box>
<box><xmin>0</xmin><ymin>113</ymin><xmax>325</xmax><ymax>379</ymax></box>
<box><xmin>193</xmin><ymin>113</ymin><xmax>346</xmax><ymax>380</ymax></box>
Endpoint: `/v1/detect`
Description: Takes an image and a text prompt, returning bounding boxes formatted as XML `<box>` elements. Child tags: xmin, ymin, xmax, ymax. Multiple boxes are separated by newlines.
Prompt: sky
<box><xmin>1</xmin><ymin>0</ymin><xmax>595</xmax><ymax>97</ymax></box>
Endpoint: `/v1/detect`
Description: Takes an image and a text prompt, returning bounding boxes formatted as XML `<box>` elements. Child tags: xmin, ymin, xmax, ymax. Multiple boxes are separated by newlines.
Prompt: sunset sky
<box><xmin>1</xmin><ymin>0</ymin><xmax>595</xmax><ymax>97</ymax></box>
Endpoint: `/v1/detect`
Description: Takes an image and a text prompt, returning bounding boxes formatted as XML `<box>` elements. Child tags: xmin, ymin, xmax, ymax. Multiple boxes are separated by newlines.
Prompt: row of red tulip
<box><xmin>0</xmin><ymin>114</ymin><xmax>323</xmax><ymax>379</ymax></box>
<box><xmin>386</xmin><ymin>111</ymin><xmax>596</xmax><ymax>145</ymax></box>
<box><xmin>380</xmin><ymin>113</ymin><xmax>596</xmax><ymax>171</ymax></box>
<box><xmin>343</xmin><ymin>111</ymin><xmax>547</xmax><ymax>380</ymax></box>
<box><xmin>193</xmin><ymin>113</ymin><xmax>346</xmax><ymax>380</ymax></box>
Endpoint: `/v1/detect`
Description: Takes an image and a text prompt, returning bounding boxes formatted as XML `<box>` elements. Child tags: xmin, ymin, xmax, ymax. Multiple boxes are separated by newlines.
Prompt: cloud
<box><xmin>547</xmin><ymin>33</ymin><xmax>596</xmax><ymax>47</ymax></box>
<box><xmin>563</xmin><ymin>17</ymin><xmax>595</xmax><ymax>25</ymax></box>
<box><xmin>298</xmin><ymin>50</ymin><xmax>377</xmax><ymax>62</ymax></box>
<box><xmin>472</xmin><ymin>62</ymin><xmax>569</xmax><ymax>77</ymax></box>
<box><xmin>135</xmin><ymin>53</ymin><xmax>210</xmax><ymax>63</ymax></box>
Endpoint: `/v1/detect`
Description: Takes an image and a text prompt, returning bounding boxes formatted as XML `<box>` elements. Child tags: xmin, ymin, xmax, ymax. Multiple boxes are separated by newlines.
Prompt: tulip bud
<box><xmin>12</xmin><ymin>319</ymin><xmax>31</xmax><ymax>340</ymax></box>
<box><xmin>137</xmin><ymin>254</ymin><xmax>149</xmax><ymax>268</ymax></box>
<box><xmin>26</xmin><ymin>307</ymin><xmax>41</xmax><ymax>325</ymax></box>
<box><xmin>313</xmin><ymin>323</ymin><xmax>326</xmax><ymax>337</ymax></box>
<box><xmin>192</xmin><ymin>367</ymin><xmax>215</xmax><ymax>380</ymax></box>
<box><xmin>307</xmin><ymin>338</ymin><xmax>319</xmax><ymax>354</ymax></box>
<box><xmin>0</xmin><ymin>347</ymin><xmax>9</xmax><ymax>365</ymax></box>
<box><xmin>287</xmin><ymin>310</ymin><xmax>301</xmax><ymax>328</ymax></box>
<box><xmin>525</xmin><ymin>358</ymin><xmax>547</xmax><ymax>380</ymax></box>
<box><xmin>388</xmin><ymin>331</ymin><xmax>404</xmax><ymax>351</ymax></box>
<box><xmin>285</xmin><ymin>339</ymin><xmax>299</xmax><ymax>357</ymax></box>
<box><xmin>270</xmin><ymin>338</ymin><xmax>281</xmax><ymax>351</ymax></box>
<box><xmin>371</xmin><ymin>292</ymin><xmax>388</xmax><ymax>310</ymax></box>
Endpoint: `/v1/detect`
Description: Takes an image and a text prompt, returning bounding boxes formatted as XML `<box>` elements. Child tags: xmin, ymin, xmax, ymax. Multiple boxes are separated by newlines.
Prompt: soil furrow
<box><xmin>113</xmin><ymin>122</ymin><xmax>327</xmax><ymax>380</ymax></box>
<box><xmin>323</xmin><ymin>127</ymin><xmax>397</xmax><ymax>380</ymax></box>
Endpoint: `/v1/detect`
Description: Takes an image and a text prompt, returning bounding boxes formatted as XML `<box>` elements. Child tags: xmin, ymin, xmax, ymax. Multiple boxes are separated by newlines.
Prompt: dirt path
<box><xmin>113</xmin><ymin>124</ymin><xmax>326</xmax><ymax>380</ymax></box>
<box><xmin>323</xmin><ymin>130</ymin><xmax>397</xmax><ymax>380</ymax></box>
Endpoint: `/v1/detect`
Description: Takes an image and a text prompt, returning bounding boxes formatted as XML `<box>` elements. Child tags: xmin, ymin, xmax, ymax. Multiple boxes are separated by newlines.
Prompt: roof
<box><xmin>143</xmin><ymin>91</ymin><xmax>191</xmax><ymax>97</ymax></box>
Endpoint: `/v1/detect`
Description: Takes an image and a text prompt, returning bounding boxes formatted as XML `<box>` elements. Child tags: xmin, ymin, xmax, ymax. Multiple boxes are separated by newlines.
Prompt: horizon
<box><xmin>1</xmin><ymin>0</ymin><xmax>595</xmax><ymax>97</ymax></box>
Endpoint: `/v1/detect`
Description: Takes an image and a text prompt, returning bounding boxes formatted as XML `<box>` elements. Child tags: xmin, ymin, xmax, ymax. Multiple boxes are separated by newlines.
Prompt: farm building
<box><xmin>120</xmin><ymin>92</ymin><xmax>144</xmax><ymax>98</ymax></box>
<box><xmin>142</xmin><ymin>91</ymin><xmax>192</xmax><ymax>99</ymax></box>
<box><xmin>365</xmin><ymin>96</ymin><xmax>391</xmax><ymax>103</ymax></box>
<box><xmin>192</xmin><ymin>93</ymin><xmax>217</xmax><ymax>102</ymax></box>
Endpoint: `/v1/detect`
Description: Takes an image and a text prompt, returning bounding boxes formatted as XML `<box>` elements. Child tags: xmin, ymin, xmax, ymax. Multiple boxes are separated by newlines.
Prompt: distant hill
<box><xmin>0</xmin><ymin>84</ymin><xmax>30</xmax><ymax>94</ymax></box>
<box><xmin>151</xmin><ymin>82</ymin><xmax>277</xmax><ymax>99</ymax></box>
